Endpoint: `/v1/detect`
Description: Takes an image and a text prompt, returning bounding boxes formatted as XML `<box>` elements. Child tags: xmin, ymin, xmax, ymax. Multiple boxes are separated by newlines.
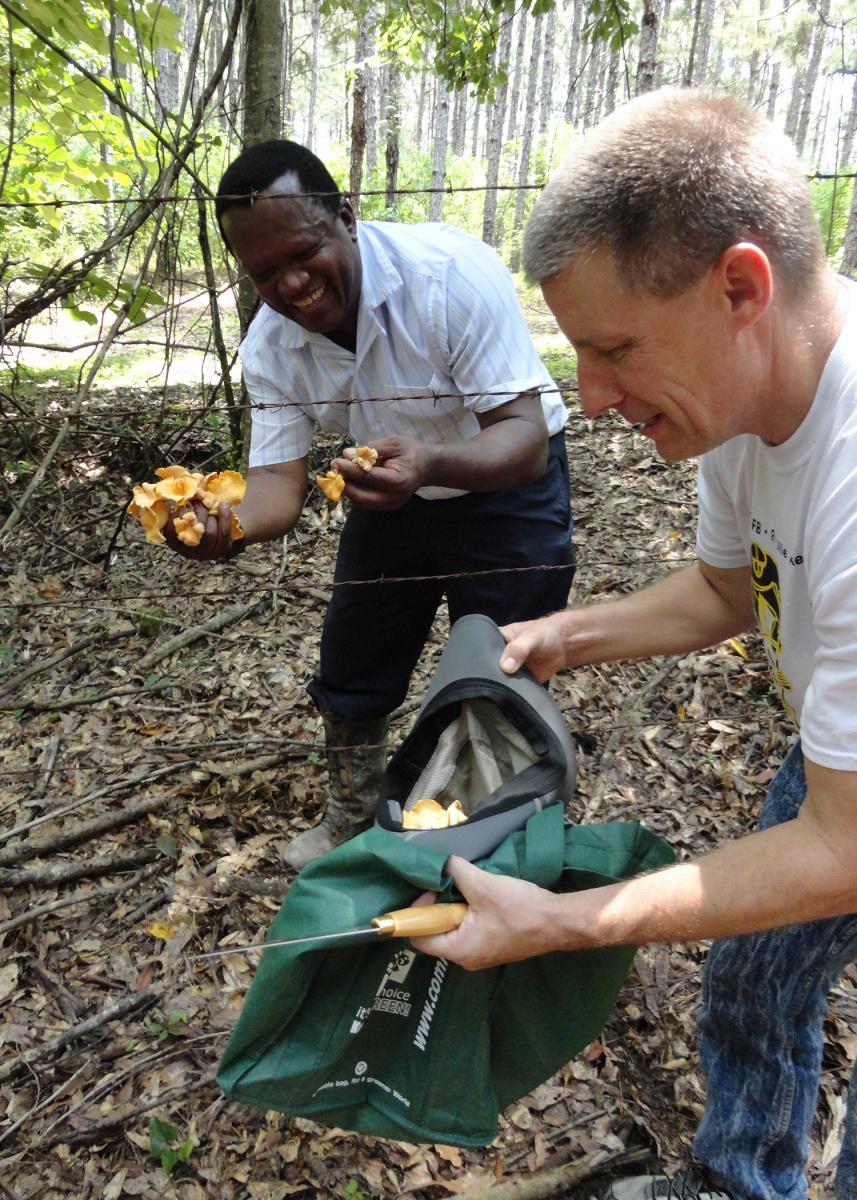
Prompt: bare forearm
<box><xmin>556</xmin><ymin>563</ymin><xmax>754</xmax><ymax>666</ymax></box>
<box><xmin>236</xmin><ymin>464</ymin><xmax>308</xmax><ymax>543</ymax></box>
<box><xmin>556</xmin><ymin>814</ymin><xmax>857</xmax><ymax>950</ymax></box>
<box><xmin>420</xmin><ymin>414</ymin><xmax>548</xmax><ymax>492</ymax></box>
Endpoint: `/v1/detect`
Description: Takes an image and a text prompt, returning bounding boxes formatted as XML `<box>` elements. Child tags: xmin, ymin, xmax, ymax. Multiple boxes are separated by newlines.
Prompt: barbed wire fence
<box><xmin>0</xmin><ymin>170</ymin><xmax>818</xmax><ymax>833</ymax></box>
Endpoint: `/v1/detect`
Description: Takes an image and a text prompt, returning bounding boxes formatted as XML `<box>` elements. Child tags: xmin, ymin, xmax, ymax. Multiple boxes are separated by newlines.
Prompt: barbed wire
<box><xmin>0</xmin><ymin>169</ymin><xmax>854</xmax><ymax>212</ymax></box>
<box><xmin>0</xmin><ymin>553</ymin><xmax>698</xmax><ymax>612</ymax></box>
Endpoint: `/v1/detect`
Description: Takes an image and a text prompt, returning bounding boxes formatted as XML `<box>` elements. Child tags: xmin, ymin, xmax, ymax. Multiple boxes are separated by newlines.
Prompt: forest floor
<box><xmin>0</xmin><ymin>295</ymin><xmax>854</xmax><ymax>1200</ymax></box>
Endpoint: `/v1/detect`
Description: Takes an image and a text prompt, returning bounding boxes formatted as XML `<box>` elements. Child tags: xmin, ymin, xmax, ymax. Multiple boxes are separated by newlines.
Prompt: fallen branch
<box><xmin>136</xmin><ymin>595</ymin><xmax>270</xmax><ymax>671</ymax></box>
<box><xmin>38</xmin><ymin>1073</ymin><xmax>218</xmax><ymax>1150</ymax></box>
<box><xmin>0</xmin><ymin>678</ymin><xmax>173</xmax><ymax>714</ymax></box>
<box><xmin>452</xmin><ymin>1146</ymin><xmax>650</xmax><ymax>1199</ymax></box>
<box><xmin>0</xmin><ymin>848</ymin><xmax>160</xmax><ymax>889</ymax></box>
<box><xmin>0</xmin><ymin>623</ymin><xmax>136</xmax><ymax>699</ymax></box>
<box><xmin>0</xmin><ymin>793</ymin><xmax>177</xmax><ymax>868</ymax></box>
<box><xmin>0</xmin><ymin>861</ymin><xmax>165</xmax><ymax>935</ymax></box>
<box><xmin>0</xmin><ymin>987</ymin><xmax>159</xmax><ymax>1084</ymax></box>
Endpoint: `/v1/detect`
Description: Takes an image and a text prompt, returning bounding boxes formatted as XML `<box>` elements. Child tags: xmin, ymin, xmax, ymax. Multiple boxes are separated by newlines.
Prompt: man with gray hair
<box><xmin>413</xmin><ymin>88</ymin><xmax>857</xmax><ymax>1199</ymax></box>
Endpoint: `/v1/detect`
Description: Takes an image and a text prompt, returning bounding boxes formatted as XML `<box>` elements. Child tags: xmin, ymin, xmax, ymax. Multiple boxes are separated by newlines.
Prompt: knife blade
<box><xmin>190</xmin><ymin>901</ymin><xmax>468</xmax><ymax>961</ymax></box>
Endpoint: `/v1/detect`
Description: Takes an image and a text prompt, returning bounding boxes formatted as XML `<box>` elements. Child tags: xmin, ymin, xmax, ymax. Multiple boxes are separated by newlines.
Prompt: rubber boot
<box><xmin>282</xmin><ymin>711</ymin><xmax>389</xmax><ymax>870</ymax></box>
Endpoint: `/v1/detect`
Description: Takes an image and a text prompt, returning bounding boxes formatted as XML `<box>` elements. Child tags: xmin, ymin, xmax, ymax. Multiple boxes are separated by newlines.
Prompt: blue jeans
<box><xmin>693</xmin><ymin>740</ymin><xmax>857</xmax><ymax>1199</ymax></box>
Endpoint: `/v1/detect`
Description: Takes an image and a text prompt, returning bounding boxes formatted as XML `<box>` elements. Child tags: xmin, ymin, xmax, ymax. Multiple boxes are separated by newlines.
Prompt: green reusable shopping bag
<box><xmin>217</xmin><ymin>803</ymin><xmax>674</xmax><ymax>1147</ymax></box>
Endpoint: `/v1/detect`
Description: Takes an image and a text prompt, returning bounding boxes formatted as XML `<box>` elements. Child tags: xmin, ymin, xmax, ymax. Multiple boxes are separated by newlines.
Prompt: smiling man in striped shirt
<box><xmin>168</xmin><ymin>139</ymin><xmax>575</xmax><ymax>869</ymax></box>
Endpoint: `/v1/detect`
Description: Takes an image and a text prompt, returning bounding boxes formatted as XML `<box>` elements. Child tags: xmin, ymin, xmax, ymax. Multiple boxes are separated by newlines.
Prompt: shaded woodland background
<box><xmin>1</xmin><ymin>0</ymin><xmax>857</xmax><ymax>1197</ymax></box>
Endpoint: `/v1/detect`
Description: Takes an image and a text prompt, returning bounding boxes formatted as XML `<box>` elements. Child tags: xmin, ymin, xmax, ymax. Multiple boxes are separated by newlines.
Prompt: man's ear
<box><xmin>340</xmin><ymin>199</ymin><xmax>357</xmax><ymax>239</ymax></box>
<box><xmin>715</xmin><ymin>242</ymin><xmax>773</xmax><ymax>332</ymax></box>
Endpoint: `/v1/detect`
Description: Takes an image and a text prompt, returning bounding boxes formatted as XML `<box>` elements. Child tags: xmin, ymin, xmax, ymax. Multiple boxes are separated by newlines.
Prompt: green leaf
<box><xmin>160</xmin><ymin>1147</ymin><xmax>179</xmax><ymax>1176</ymax></box>
<box><xmin>155</xmin><ymin>834</ymin><xmax>178</xmax><ymax>858</ymax></box>
<box><xmin>177</xmin><ymin>1138</ymin><xmax>194</xmax><ymax>1163</ymax></box>
<box><xmin>149</xmin><ymin>1116</ymin><xmax>178</xmax><ymax>1157</ymax></box>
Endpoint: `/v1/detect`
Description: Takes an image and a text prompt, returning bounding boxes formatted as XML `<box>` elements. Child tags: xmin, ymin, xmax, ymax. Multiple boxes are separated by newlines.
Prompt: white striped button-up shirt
<box><xmin>240</xmin><ymin>220</ymin><xmax>567</xmax><ymax>499</ymax></box>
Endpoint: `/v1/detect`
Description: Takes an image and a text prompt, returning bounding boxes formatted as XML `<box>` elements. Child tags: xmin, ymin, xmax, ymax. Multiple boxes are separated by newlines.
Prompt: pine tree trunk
<box><xmin>795</xmin><ymin>0</ymin><xmax>830</xmax><ymax>158</ymax></box>
<box><xmin>509</xmin><ymin>14</ymin><xmax>543</xmax><ymax>272</ymax></box>
<box><xmin>282</xmin><ymin>0</ymin><xmax>293</xmax><ymax>133</ymax></box>
<box><xmin>470</xmin><ymin>93</ymin><xmax>481</xmax><ymax>157</ymax></box>
<box><xmin>582</xmin><ymin>38</ymin><xmax>603</xmax><ymax>128</ymax></box>
<box><xmin>538</xmin><ymin>9</ymin><xmax>556</xmax><ymax>136</ymax></box>
<box><xmin>384</xmin><ymin>60</ymin><xmax>400</xmax><ymax>213</ymax></box>
<box><xmin>349</xmin><ymin>26</ymin><xmax>372</xmax><ymax>215</ymax></box>
<box><xmin>364</xmin><ymin>10</ymin><xmax>378</xmax><ymax>180</ymax></box>
<box><xmin>840</xmin><ymin>74</ymin><xmax>857</xmax><ymax>170</ymax></box>
<box><xmin>430</xmin><ymin>84</ymin><xmax>450</xmax><ymax>221</ymax></box>
<box><xmin>636</xmin><ymin>0</ymin><xmax>660</xmax><ymax>95</ymax></box>
<box><xmin>415</xmin><ymin>68</ymin><xmax>428</xmax><ymax>150</ymax></box>
<box><xmin>481</xmin><ymin>15</ymin><xmax>515</xmax><ymax>247</ymax></box>
<box><xmin>841</xmin><ymin>176</ymin><xmax>857</xmax><ymax>277</ymax></box>
<box><xmin>507</xmin><ymin>10</ymin><xmax>527</xmax><ymax>143</ymax></box>
<box><xmin>306</xmin><ymin>0</ymin><xmax>320</xmax><ymax>147</ymax></box>
<box><xmin>452</xmin><ymin>85</ymin><xmax>466</xmax><ymax>156</ymax></box>
<box><xmin>564</xmin><ymin>0</ymin><xmax>584</xmax><ymax>124</ymax></box>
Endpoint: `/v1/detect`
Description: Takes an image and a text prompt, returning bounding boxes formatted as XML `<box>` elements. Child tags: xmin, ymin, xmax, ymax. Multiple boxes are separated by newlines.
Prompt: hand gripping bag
<box><xmin>217</xmin><ymin>618</ymin><xmax>674</xmax><ymax>1146</ymax></box>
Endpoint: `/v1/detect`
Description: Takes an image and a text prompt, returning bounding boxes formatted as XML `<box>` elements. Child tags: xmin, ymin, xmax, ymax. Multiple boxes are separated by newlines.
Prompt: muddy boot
<box><xmin>282</xmin><ymin>711</ymin><xmax>389</xmax><ymax>871</ymax></box>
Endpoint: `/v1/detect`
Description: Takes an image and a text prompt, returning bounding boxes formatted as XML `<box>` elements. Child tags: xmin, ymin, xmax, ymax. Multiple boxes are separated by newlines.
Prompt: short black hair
<box><xmin>215</xmin><ymin>139</ymin><xmax>342</xmax><ymax>245</ymax></box>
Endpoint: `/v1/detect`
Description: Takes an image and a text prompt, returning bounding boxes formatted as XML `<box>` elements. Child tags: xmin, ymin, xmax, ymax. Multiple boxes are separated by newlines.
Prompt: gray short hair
<box><xmin>522</xmin><ymin>87</ymin><xmax>824</xmax><ymax>300</ymax></box>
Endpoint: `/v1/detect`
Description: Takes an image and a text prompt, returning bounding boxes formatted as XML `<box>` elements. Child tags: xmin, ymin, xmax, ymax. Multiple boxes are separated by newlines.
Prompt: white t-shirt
<box><xmin>240</xmin><ymin>220</ymin><xmax>567</xmax><ymax>500</ymax></box>
<box><xmin>696</xmin><ymin>276</ymin><xmax>857</xmax><ymax>771</ymax></box>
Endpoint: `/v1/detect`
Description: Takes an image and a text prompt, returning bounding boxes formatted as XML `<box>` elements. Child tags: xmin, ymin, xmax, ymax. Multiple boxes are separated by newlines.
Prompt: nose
<box><xmin>277</xmin><ymin>265</ymin><xmax>311</xmax><ymax>299</ymax></box>
<box><xmin>576</xmin><ymin>357</ymin><xmax>625</xmax><ymax>417</ymax></box>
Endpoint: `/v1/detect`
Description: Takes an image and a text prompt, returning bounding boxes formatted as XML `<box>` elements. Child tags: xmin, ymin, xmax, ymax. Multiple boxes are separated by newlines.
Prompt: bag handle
<box><xmin>484</xmin><ymin>803</ymin><xmax>565</xmax><ymax>889</ymax></box>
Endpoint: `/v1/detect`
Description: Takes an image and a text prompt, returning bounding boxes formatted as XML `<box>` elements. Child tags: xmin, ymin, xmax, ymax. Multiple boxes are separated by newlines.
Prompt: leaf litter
<box><xmin>0</xmin><ymin>388</ymin><xmax>852</xmax><ymax>1200</ymax></box>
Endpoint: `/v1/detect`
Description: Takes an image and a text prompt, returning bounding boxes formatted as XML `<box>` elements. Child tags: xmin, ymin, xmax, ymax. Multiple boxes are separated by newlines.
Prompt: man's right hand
<box><xmin>498</xmin><ymin>614</ymin><xmax>570</xmax><ymax>681</ymax></box>
<box><xmin>164</xmin><ymin>500</ymin><xmax>236</xmax><ymax>561</ymax></box>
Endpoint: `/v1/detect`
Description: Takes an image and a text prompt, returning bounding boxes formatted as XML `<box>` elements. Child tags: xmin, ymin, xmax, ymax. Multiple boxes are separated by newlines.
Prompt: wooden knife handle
<box><xmin>372</xmin><ymin>902</ymin><xmax>468</xmax><ymax>938</ymax></box>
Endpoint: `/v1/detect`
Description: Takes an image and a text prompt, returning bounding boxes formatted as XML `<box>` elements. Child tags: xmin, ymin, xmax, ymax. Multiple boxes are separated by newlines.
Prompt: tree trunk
<box><xmin>452</xmin><ymin>84</ymin><xmax>467</xmax><ymax>155</ymax></box>
<box><xmin>282</xmin><ymin>0</ymin><xmax>293</xmax><ymax>133</ymax></box>
<box><xmin>746</xmin><ymin>0</ymin><xmax>767</xmax><ymax>106</ymax></box>
<box><xmin>636</xmin><ymin>0</ymin><xmax>660</xmax><ymax>95</ymax></box>
<box><xmin>239</xmin><ymin>0</ymin><xmax>285</xmax><ymax>463</ymax></box>
<box><xmin>795</xmin><ymin>0</ymin><xmax>830</xmax><ymax>158</ymax></box>
<box><xmin>481</xmin><ymin>14</ymin><xmax>515</xmax><ymax>247</ymax></box>
<box><xmin>507</xmin><ymin>9</ymin><xmax>527</xmax><ymax>143</ymax></box>
<box><xmin>349</xmin><ymin>26</ymin><xmax>372</xmax><ymax>215</ymax></box>
<box><xmin>429</xmin><ymin>84</ymin><xmax>450</xmax><ymax>221</ymax></box>
<box><xmin>306</xmin><ymin>0</ymin><xmax>320</xmax><ymax>147</ymax></box>
<box><xmin>841</xmin><ymin>176</ymin><xmax>857</xmax><ymax>277</ymax></box>
<box><xmin>470</xmin><ymin>92</ymin><xmax>481</xmax><ymax>157</ymax></box>
<box><xmin>603</xmin><ymin>47</ymin><xmax>621</xmax><ymax>116</ymax></box>
<box><xmin>766</xmin><ymin>61</ymin><xmax>781</xmax><ymax>122</ymax></box>
<box><xmin>154</xmin><ymin>0</ymin><xmax>183</xmax><ymax>122</ymax></box>
<box><xmin>693</xmin><ymin>0</ymin><xmax>715</xmax><ymax>84</ymax></box>
<box><xmin>364</xmin><ymin>9</ymin><xmax>378</xmax><ymax>180</ymax></box>
<box><xmin>582</xmin><ymin>37</ymin><xmax>603</xmax><ymax>129</ymax></box>
<box><xmin>840</xmin><ymin>73</ymin><xmax>857</xmax><ymax>171</ymax></box>
<box><xmin>538</xmin><ymin>9</ymin><xmax>556</xmax><ymax>136</ymax></box>
<box><xmin>384</xmin><ymin>60</ymin><xmax>400</xmax><ymax>212</ymax></box>
<box><xmin>564</xmin><ymin>0</ymin><xmax>584</xmax><ymax>124</ymax></box>
<box><xmin>509</xmin><ymin>14</ymin><xmax>543</xmax><ymax>272</ymax></box>
<box><xmin>415</xmin><ymin>68</ymin><xmax>428</xmax><ymax>150</ymax></box>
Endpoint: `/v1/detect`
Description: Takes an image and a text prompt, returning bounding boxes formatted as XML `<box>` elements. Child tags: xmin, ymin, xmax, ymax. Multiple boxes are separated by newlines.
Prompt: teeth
<box><xmin>293</xmin><ymin>285</ymin><xmax>325</xmax><ymax>309</ymax></box>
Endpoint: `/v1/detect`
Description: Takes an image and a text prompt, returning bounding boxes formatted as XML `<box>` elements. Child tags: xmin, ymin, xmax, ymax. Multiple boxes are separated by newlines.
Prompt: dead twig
<box><xmin>0</xmin><ymin>986</ymin><xmax>159</xmax><ymax>1084</ymax></box>
<box><xmin>0</xmin><ymin>860</ymin><xmax>165</xmax><ymax>935</ymax></box>
<box><xmin>136</xmin><ymin>595</ymin><xmax>270</xmax><ymax>671</ymax></box>
<box><xmin>0</xmin><ymin>622</ymin><xmax>135</xmax><ymax>698</ymax></box>
<box><xmin>0</xmin><ymin>847</ymin><xmax>160</xmax><ymax>889</ymax></box>
<box><xmin>451</xmin><ymin>1146</ymin><xmax>650</xmax><ymax>1199</ymax></box>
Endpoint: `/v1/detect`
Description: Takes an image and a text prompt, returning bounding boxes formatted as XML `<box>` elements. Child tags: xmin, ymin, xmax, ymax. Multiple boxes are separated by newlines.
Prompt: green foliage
<box><xmin>811</xmin><ymin>176</ymin><xmax>854</xmax><ymax>263</ymax></box>
<box><xmin>148</xmin><ymin>1115</ymin><xmax>194</xmax><ymax>1177</ymax></box>
<box><xmin>148</xmin><ymin>1008</ymin><xmax>189</xmax><ymax>1041</ymax></box>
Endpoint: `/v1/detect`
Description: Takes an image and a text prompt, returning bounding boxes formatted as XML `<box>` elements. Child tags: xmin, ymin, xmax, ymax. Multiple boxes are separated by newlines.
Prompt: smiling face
<box><xmin>541</xmin><ymin>245</ymin><xmax>767</xmax><ymax>461</ymax></box>
<box><xmin>222</xmin><ymin>174</ymin><xmax>362</xmax><ymax>347</ymax></box>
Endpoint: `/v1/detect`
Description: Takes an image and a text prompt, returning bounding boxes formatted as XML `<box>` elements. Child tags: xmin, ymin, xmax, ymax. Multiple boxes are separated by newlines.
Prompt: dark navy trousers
<box><xmin>307</xmin><ymin>433</ymin><xmax>575</xmax><ymax>722</ymax></box>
